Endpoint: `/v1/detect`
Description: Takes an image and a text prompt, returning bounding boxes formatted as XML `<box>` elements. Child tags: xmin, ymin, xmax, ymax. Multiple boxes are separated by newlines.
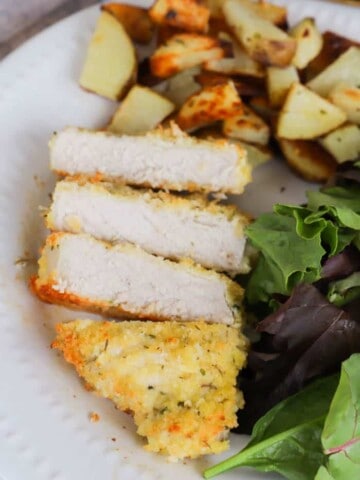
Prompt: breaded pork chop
<box><xmin>32</xmin><ymin>233</ymin><xmax>244</xmax><ymax>325</ymax></box>
<box><xmin>47</xmin><ymin>178</ymin><xmax>250</xmax><ymax>274</ymax></box>
<box><xmin>49</xmin><ymin>125</ymin><xmax>251</xmax><ymax>194</ymax></box>
<box><xmin>52</xmin><ymin>319</ymin><xmax>248</xmax><ymax>459</ymax></box>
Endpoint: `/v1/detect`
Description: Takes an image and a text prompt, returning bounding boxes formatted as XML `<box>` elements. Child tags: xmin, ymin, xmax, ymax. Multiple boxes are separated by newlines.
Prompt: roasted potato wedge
<box><xmin>223</xmin><ymin>0</ymin><xmax>296</xmax><ymax>67</ymax></box>
<box><xmin>101</xmin><ymin>3</ymin><xmax>154</xmax><ymax>44</ymax></box>
<box><xmin>223</xmin><ymin>105</ymin><xmax>270</xmax><ymax>145</ymax></box>
<box><xmin>79</xmin><ymin>11</ymin><xmax>136</xmax><ymax>100</ymax></box>
<box><xmin>157</xmin><ymin>24</ymin><xmax>183</xmax><ymax>45</ymax></box>
<box><xmin>307</xmin><ymin>47</ymin><xmax>360</xmax><ymax>97</ymax></box>
<box><xmin>206</xmin><ymin>0</ymin><xmax>287</xmax><ymax>27</ymax></box>
<box><xmin>278</xmin><ymin>138</ymin><xmax>337</xmax><ymax>182</ymax></box>
<box><xmin>306</xmin><ymin>31</ymin><xmax>360</xmax><ymax>81</ymax></box>
<box><xmin>240</xmin><ymin>142</ymin><xmax>273</xmax><ymax>168</ymax></box>
<box><xmin>204</xmin><ymin>34</ymin><xmax>265</xmax><ymax>78</ymax></box>
<box><xmin>248</xmin><ymin>96</ymin><xmax>274</xmax><ymax>122</ymax></box>
<box><xmin>266</xmin><ymin>65</ymin><xmax>299</xmax><ymax>107</ymax></box>
<box><xmin>208</xmin><ymin>17</ymin><xmax>233</xmax><ymax>37</ymax></box>
<box><xmin>289</xmin><ymin>17</ymin><xmax>323</xmax><ymax>69</ymax></box>
<box><xmin>176</xmin><ymin>81</ymin><xmax>242</xmax><ymax>131</ymax></box>
<box><xmin>320</xmin><ymin>124</ymin><xmax>360</xmax><ymax>163</ymax></box>
<box><xmin>149</xmin><ymin>0</ymin><xmax>210</xmax><ymax>33</ymax></box>
<box><xmin>107</xmin><ymin>86</ymin><xmax>175</xmax><ymax>135</ymax></box>
<box><xmin>328</xmin><ymin>83</ymin><xmax>360</xmax><ymax>124</ymax></box>
<box><xmin>277</xmin><ymin>83</ymin><xmax>346</xmax><ymax>139</ymax></box>
<box><xmin>234</xmin><ymin>0</ymin><xmax>287</xmax><ymax>27</ymax></box>
<box><xmin>137</xmin><ymin>57</ymin><xmax>164</xmax><ymax>87</ymax></box>
<box><xmin>150</xmin><ymin>33</ymin><xmax>224</xmax><ymax>78</ymax></box>
<box><xmin>164</xmin><ymin>66</ymin><xmax>201</xmax><ymax>107</ymax></box>
<box><xmin>205</xmin><ymin>0</ymin><xmax>224</xmax><ymax>18</ymax></box>
<box><xmin>195</xmin><ymin>71</ymin><xmax>263</xmax><ymax>96</ymax></box>
<box><xmin>194</xmin><ymin>71</ymin><xmax>230</xmax><ymax>87</ymax></box>
<box><xmin>196</xmin><ymin>126</ymin><xmax>273</xmax><ymax>168</ymax></box>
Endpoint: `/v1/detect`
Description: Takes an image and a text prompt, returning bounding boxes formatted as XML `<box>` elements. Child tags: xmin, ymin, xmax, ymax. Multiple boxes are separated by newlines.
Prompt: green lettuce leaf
<box><xmin>327</xmin><ymin>272</ymin><xmax>360</xmax><ymax>307</ymax></box>
<box><xmin>246</xmin><ymin>212</ymin><xmax>325</xmax><ymax>305</ymax></box>
<box><xmin>245</xmin><ymin>177</ymin><xmax>360</xmax><ymax>307</ymax></box>
<box><xmin>307</xmin><ymin>186</ymin><xmax>360</xmax><ymax>213</ymax></box>
<box><xmin>315</xmin><ymin>354</ymin><xmax>360</xmax><ymax>480</ymax></box>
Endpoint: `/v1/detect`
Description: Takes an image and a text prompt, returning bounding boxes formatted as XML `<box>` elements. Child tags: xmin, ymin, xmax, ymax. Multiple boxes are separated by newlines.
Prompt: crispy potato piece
<box><xmin>101</xmin><ymin>3</ymin><xmax>154</xmax><ymax>44</ymax></box>
<box><xmin>306</xmin><ymin>31</ymin><xmax>360</xmax><ymax>81</ymax></box>
<box><xmin>164</xmin><ymin>66</ymin><xmax>201</xmax><ymax>107</ymax></box>
<box><xmin>240</xmin><ymin>142</ymin><xmax>274</xmax><ymax>168</ymax></box>
<box><xmin>248</xmin><ymin>96</ymin><xmax>274</xmax><ymax>122</ymax></box>
<box><xmin>204</xmin><ymin>33</ymin><xmax>265</xmax><ymax>78</ymax></box>
<box><xmin>176</xmin><ymin>81</ymin><xmax>242</xmax><ymax>131</ymax></box>
<box><xmin>278</xmin><ymin>138</ymin><xmax>337</xmax><ymax>182</ymax></box>
<box><xmin>223</xmin><ymin>105</ymin><xmax>270</xmax><ymax>145</ymax></box>
<box><xmin>79</xmin><ymin>11</ymin><xmax>136</xmax><ymax>100</ymax></box>
<box><xmin>237</xmin><ymin>141</ymin><xmax>273</xmax><ymax>168</ymax></box>
<box><xmin>107</xmin><ymin>86</ymin><xmax>175</xmax><ymax>135</ymax></box>
<box><xmin>157</xmin><ymin>24</ymin><xmax>183</xmax><ymax>45</ymax></box>
<box><xmin>194</xmin><ymin>71</ymin><xmax>229</xmax><ymax>87</ymax></box>
<box><xmin>150</xmin><ymin>33</ymin><xmax>224</xmax><ymax>78</ymax></box>
<box><xmin>236</xmin><ymin>0</ymin><xmax>287</xmax><ymax>27</ymax></box>
<box><xmin>320</xmin><ymin>124</ymin><xmax>360</xmax><ymax>163</ymax></box>
<box><xmin>223</xmin><ymin>0</ymin><xmax>296</xmax><ymax>67</ymax></box>
<box><xmin>206</xmin><ymin>0</ymin><xmax>287</xmax><ymax>27</ymax></box>
<box><xmin>277</xmin><ymin>83</ymin><xmax>346</xmax><ymax>139</ymax></box>
<box><xmin>196</xmin><ymin>126</ymin><xmax>273</xmax><ymax>168</ymax></box>
<box><xmin>137</xmin><ymin>58</ymin><xmax>164</xmax><ymax>87</ymax></box>
<box><xmin>328</xmin><ymin>83</ymin><xmax>360</xmax><ymax>125</ymax></box>
<box><xmin>205</xmin><ymin>0</ymin><xmax>224</xmax><ymax>18</ymax></box>
<box><xmin>208</xmin><ymin>17</ymin><xmax>233</xmax><ymax>37</ymax></box>
<box><xmin>195</xmin><ymin>71</ymin><xmax>263</xmax><ymax>96</ymax></box>
<box><xmin>266</xmin><ymin>65</ymin><xmax>299</xmax><ymax>107</ymax></box>
<box><xmin>307</xmin><ymin>47</ymin><xmax>360</xmax><ymax>97</ymax></box>
<box><xmin>149</xmin><ymin>0</ymin><xmax>210</xmax><ymax>33</ymax></box>
<box><xmin>289</xmin><ymin>17</ymin><xmax>323</xmax><ymax>69</ymax></box>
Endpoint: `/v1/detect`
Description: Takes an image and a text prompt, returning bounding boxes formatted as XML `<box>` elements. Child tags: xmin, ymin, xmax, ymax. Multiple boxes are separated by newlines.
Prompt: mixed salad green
<box><xmin>204</xmin><ymin>161</ymin><xmax>360</xmax><ymax>479</ymax></box>
<box><xmin>205</xmin><ymin>355</ymin><xmax>360</xmax><ymax>480</ymax></box>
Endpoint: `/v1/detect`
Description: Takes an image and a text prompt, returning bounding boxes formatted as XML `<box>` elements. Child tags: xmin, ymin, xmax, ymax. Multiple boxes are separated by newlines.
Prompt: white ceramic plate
<box><xmin>0</xmin><ymin>1</ymin><xmax>359</xmax><ymax>479</ymax></box>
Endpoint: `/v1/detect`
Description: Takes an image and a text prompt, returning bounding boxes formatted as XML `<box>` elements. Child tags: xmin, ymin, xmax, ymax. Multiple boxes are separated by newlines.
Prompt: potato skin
<box><xmin>278</xmin><ymin>138</ymin><xmax>337</xmax><ymax>183</ymax></box>
<box><xmin>101</xmin><ymin>3</ymin><xmax>154</xmax><ymax>44</ymax></box>
<box><xmin>149</xmin><ymin>0</ymin><xmax>210</xmax><ymax>33</ymax></box>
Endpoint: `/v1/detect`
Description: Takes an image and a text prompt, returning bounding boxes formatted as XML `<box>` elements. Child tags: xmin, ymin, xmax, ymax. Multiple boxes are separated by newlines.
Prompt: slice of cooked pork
<box><xmin>52</xmin><ymin>319</ymin><xmax>248</xmax><ymax>459</ymax></box>
<box><xmin>46</xmin><ymin>178</ymin><xmax>250</xmax><ymax>274</ymax></box>
<box><xmin>49</xmin><ymin>125</ymin><xmax>251</xmax><ymax>194</ymax></box>
<box><xmin>32</xmin><ymin>233</ymin><xmax>244</xmax><ymax>325</ymax></box>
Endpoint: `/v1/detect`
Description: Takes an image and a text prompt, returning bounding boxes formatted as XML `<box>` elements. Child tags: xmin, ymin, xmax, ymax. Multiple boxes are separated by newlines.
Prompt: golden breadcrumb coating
<box><xmin>53</xmin><ymin>319</ymin><xmax>248</xmax><ymax>460</ymax></box>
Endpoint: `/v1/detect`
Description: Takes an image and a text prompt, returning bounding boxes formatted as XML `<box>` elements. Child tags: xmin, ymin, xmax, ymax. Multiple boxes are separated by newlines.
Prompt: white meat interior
<box><xmin>40</xmin><ymin>234</ymin><xmax>240</xmax><ymax>324</ymax></box>
<box><xmin>50</xmin><ymin>127</ymin><xmax>248</xmax><ymax>193</ymax></box>
<box><xmin>48</xmin><ymin>181</ymin><xmax>247</xmax><ymax>274</ymax></box>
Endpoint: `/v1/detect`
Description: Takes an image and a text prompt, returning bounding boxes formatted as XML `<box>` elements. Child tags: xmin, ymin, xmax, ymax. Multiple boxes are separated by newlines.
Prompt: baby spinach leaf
<box><xmin>315</xmin><ymin>354</ymin><xmax>360</xmax><ymax>480</ymax></box>
<box><xmin>315</xmin><ymin>466</ymin><xmax>335</xmax><ymax>480</ymax></box>
<box><xmin>204</xmin><ymin>375</ymin><xmax>339</xmax><ymax>480</ymax></box>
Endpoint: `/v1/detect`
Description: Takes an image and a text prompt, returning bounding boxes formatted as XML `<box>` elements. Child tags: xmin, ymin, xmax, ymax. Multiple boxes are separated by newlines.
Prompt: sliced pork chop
<box><xmin>32</xmin><ymin>233</ymin><xmax>244</xmax><ymax>325</ymax></box>
<box><xmin>52</xmin><ymin>319</ymin><xmax>248</xmax><ymax>459</ymax></box>
<box><xmin>49</xmin><ymin>125</ymin><xmax>251</xmax><ymax>194</ymax></box>
<box><xmin>46</xmin><ymin>178</ymin><xmax>250</xmax><ymax>274</ymax></box>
